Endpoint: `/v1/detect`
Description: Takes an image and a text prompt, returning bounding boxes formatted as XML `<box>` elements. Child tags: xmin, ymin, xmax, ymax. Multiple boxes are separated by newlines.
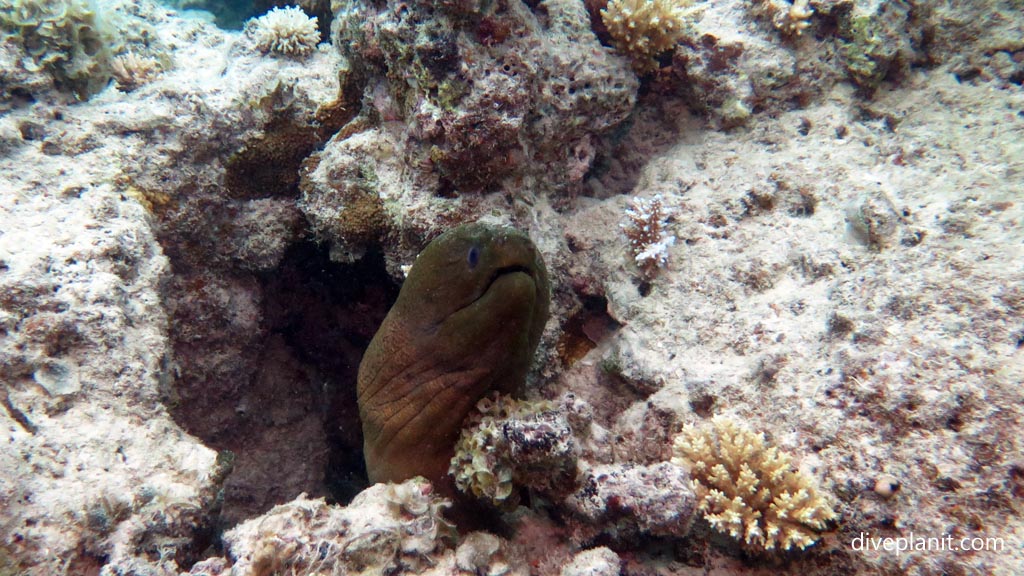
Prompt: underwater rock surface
<box><xmin>0</xmin><ymin>0</ymin><xmax>1022</xmax><ymax>574</ymax></box>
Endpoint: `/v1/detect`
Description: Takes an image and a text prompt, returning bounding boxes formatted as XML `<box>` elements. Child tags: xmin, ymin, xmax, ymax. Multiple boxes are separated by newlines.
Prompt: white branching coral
<box><xmin>601</xmin><ymin>0</ymin><xmax>697</xmax><ymax>73</ymax></box>
<box><xmin>671</xmin><ymin>416</ymin><xmax>837</xmax><ymax>552</ymax></box>
<box><xmin>621</xmin><ymin>194</ymin><xmax>676</xmax><ymax>276</ymax></box>
<box><xmin>250</xmin><ymin>6</ymin><xmax>321</xmax><ymax>57</ymax></box>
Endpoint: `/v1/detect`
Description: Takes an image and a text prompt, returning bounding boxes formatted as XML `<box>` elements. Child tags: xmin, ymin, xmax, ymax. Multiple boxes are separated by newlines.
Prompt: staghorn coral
<box><xmin>600</xmin><ymin>0</ymin><xmax>695</xmax><ymax>73</ymax></box>
<box><xmin>450</xmin><ymin>393</ymin><xmax>578</xmax><ymax>508</ymax></box>
<box><xmin>621</xmin><ymin>194</ymin><xmax>677</xmax><ymax>276</ymax></box>
<box><xmin>249</xmin><ymin>6</ymin><xmax>320</xmax><ymax>57</ymax></box>
<box><xmin>671</xmin><ymin>416</ymin><xmax>837</xmax><ymax>552</ymax></box>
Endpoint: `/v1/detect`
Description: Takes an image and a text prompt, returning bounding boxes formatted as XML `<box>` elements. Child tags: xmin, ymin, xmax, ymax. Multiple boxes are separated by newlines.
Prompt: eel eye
<box><xmin>467</xmin><ymin>246</ymin><xmax>480</xmax><ymax>269</ymax></box>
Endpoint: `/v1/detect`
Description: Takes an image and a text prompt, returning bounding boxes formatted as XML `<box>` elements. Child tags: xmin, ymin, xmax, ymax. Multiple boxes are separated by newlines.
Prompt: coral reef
<box><xmin>454</xmin><ymin>532</ymin><xmax>527</xmax><ymax>576</ymax></box>
<box><xmin>220</xmin><ymin>480</ymin><xmax>457</xmax><ymax>574</ymax></box>
<box><xmin>191</xmin><ymin>480</ymin><xmax>532</xmax><ymax>575</ymax></box>
<box><xmin>621</xmin><ymin>193</ymin><xmax>677</xmax><ymax>276</ymax></box>
<box><xmin>565</xmin><ymin>462</ymin><xmax>696</xmax><ymax>543</ymax></box>
<box><xmin>600</xmin><ymin>0</ymin><xmax>695</xmax><ymax>73</ymax></box>
<box><xmin>451</xmin><ymin>394</ymin><xmax>578</xmax><ymax>507</ymax></box>
<box><xmin>0</xmin><ymin>0</ymin><xmax>1022</xmax><ymax>573</ymax></box>
<box><xmin>248</xmin><ymin>6</ymin><xmax>321</xmax><ymax>57</ymax></box>
<box><xmin>560</xmin><ymin>547</ymin><xmax>622</xmax><ymax>576</ymax></box>
<box><xmin>0</xmin><ymin>117</ymin><xmax>225</xmax><ymax>573</ymax></box>
<box><xmin>0</xmin><ymin>0</ymin><xmax>117</xmax><ymax>97</ymax></box>
<box><xmin>321</xmin><ymin>0</ymin><xmax>637</xmax><ymax>221</ymax></box>
<box><xmin>0</xmin><ymin>0</ymin><xmax>166</xmax><ymax>102</ymax></box>
<box><xmin>672</xmin><ymin>416</ymin><xmax>836</xmax><ymax>552</ymax></box>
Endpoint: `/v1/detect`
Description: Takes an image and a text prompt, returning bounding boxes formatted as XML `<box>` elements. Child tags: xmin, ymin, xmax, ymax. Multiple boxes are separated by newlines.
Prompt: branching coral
<box><xmin>450</xmin><ymin>394</ymin><xmax>578</xmax><ymax>508</ymax></box>
<box><xmin>249</xmin><ymin>6</ymin><xmax>321</xmax><ymax>57</ymax></box>
<box><xmin>671</xmin><ymin>416</ymin><xmax>837</xmax><ymax>552</ymax></box>
<box><xmin>621</xmin><ymin>194</ymin><xmax>677</xmax><ymax>276</ymax></box>
<box><xmin>600</xmin><ymin>0</ymin><xmax>696</xmax><ymax>73</ymax></box>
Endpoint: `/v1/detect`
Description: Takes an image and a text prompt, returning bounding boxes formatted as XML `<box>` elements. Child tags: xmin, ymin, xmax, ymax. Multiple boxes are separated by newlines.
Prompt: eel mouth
<box><xmin>484</xmin><ymin>264</ymin><xmax>534</xmax><ymax>294</ymax></box>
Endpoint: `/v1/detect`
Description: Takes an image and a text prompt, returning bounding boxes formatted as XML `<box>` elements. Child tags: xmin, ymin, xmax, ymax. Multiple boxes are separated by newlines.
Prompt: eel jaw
<box><xmin>483</xmin><ymin>264</ymin><xmax>534</xmax><ymax>294</ymax></box>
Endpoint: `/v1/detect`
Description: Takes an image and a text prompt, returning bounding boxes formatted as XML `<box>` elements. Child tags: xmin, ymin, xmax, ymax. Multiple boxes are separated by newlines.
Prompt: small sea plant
<box><xmin>110</xmin><ymin>52</ymin><xmax>162</xmax><ymax>92</ymax></box>
<box><xmin>250</xmin><ymin>6</ymin><xmax>321</xmax><ymax>57</ymax></box>
<box><xmin>621</xmin><ymin>193</ymin><xmax>677</xmax><ymax>276</ymax></box>
<box><xmin>600</xmin><ymin>0</ymin><xmax>697</xmax><ymax>73</ymax></box>
<box><xmin>671</xmin><ymin>416</ymin><xmax>837</xmax><ymax>553</ymax></box>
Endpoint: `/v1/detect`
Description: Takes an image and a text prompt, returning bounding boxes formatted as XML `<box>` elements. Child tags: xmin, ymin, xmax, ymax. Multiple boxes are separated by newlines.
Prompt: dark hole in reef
<box><xmin>555</xmin><ymin>295</ymin><xmax>620</xmax><ymax>367</ymax></box>
<box><xmin>163</xmin><ymin>240</ymin><xmax>399</xmax><ymax>530</ymax></box>
<box><xmin>260</xmin><ymin>241</ymin><xmax>400</xmax><ymax>504</ymax></box>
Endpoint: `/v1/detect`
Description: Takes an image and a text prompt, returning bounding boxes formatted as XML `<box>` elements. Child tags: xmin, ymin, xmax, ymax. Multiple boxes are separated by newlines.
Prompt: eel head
<box><xmin>356</xmin><ymin>223</ymin><xmax>550</xmax><ymax>487</ymax></box>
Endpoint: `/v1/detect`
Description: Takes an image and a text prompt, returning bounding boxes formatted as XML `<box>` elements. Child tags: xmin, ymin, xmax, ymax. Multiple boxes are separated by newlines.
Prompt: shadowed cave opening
<box><xmin>164</xmin><ymin>240</ymin><xmax>399</xmax><ymax>529</ymax></box>
<box><xmin>258</xmin><ymin>241</ymin><xmax>399</xmax><ymax>504</ymax></box>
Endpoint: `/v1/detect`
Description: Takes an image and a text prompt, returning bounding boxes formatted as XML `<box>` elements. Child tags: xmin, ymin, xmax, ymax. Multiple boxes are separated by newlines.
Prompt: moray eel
<box><xmin>357</xmin><ymin>223</ymin><xmax>550</xmax><ymax>488</ymax></box>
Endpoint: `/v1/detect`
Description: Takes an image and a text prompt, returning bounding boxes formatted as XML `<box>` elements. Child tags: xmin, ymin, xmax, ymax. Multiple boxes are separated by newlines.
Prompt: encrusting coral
<box><xmin>671</xmin><ymin>416</ymin><xmax>837</xmax><ymax>553</ymax></box>
<box><xmin>601</xmin><ymin>0</ymin><xmax>696</xmax><ymax>73</ymax></box>
<box><xmin>0</xmin><ymin>0</ymin><xmax>118</xmax><ymax>97</ymax></box>
<box><xmin>621</xmin><ymin>194</ymin><xmax>677</xmax><ymax>276</ymax></box>
<box><xmin>450</xmin><ymin>393</ymin><xmax>578</xmax><ymax>508</ymax></box>
<box><xmin>249</xmin><ymin>6</ymin><xmax>320</xmax><ymax>57</ymax></box>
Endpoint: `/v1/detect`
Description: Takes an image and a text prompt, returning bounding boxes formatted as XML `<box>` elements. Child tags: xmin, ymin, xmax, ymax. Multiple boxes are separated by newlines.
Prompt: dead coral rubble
<box><xmin>565</xmin><ymin>462</ymin><xmax>697</xmax><ymax>543</ymax></box>
<box><xmin>219</xmin><ymin>480</ymin><xmax>456</xmax><ymax>575</ymax></box>
<box><xmin>191</xmin><ymin>480</ymin><xmax>529</xmax><ymax>575</ymax></box>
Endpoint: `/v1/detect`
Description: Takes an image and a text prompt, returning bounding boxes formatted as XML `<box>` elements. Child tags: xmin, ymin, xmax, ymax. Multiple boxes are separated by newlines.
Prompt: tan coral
<box><xmin>671</xmin><ymin>416</ymin><xmax>837</xmax><ymax>552</ymax></box>
<box><xmin>600</xmin><ymin>0</ymin><xmax>697</xmax><ymax>73</ymax></box>
<box><xmin>111</xmin><ymin>52</ymin><xmax>162</xmax><ymax>92</ymax></box>
<box><xmin>250</xmin><ymin>6</ymin><xmax>321</xmax><ymax>57</ymax></box>
<box><xmin>751</xmin><ymin>0</ymin><xmax>814</xmax><ymax>37</ymax></box>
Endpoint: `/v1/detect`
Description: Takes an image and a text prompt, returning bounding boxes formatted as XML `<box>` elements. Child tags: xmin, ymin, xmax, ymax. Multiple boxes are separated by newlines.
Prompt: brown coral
<box><xmin>671</xmin><ymin>416</ymin><xmax>837</xmax><ymax>552</ymax></box>
<box><xmin>621</xmin><ymin>194</ymin><xmax>676</xmax><ymax>276</ymax></box>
